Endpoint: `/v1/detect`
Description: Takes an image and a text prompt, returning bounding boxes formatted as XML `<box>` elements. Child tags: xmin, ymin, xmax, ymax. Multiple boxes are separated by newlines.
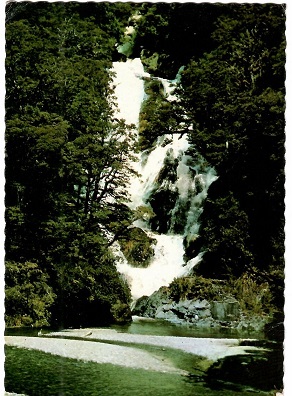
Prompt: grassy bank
<box><xmin>5</xmin><ymin>345</ymin><xmax>279</xmax><ymax>396</ymax></box>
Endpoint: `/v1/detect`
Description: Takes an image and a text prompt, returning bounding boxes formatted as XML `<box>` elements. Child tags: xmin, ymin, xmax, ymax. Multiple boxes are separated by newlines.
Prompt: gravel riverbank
<box><xmin>5</xmin><ymin>335</ymin><xmax>184</xmax><ymax>374</ymax></box>
<box><xmin>46</xmin><ymin>328</ymin><xmax>260</xmax><ymax>361</ymax></box>
<box><xmin>5</xmin><ymin>329</ymin><xmax>262</xmax><ymax>378</ymax></box>
<box><xmin>5</xmin><ymin>331</ymin><xmax>277</xmax><ymax>395</ymax></box>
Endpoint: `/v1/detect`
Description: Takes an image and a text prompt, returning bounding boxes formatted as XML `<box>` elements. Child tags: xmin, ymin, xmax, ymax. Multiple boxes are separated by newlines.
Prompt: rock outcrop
<box><xmin>132</xmin><ymin>286</ymin><xmax>269</xmax><ymax>331</ymax></box>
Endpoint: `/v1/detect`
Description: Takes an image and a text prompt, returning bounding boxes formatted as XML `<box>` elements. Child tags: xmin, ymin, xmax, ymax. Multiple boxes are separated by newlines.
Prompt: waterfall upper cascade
<box><xmin>111</xmin><ymin>59</ymin><xmax>217</xmax><ymax>300</ymax></box>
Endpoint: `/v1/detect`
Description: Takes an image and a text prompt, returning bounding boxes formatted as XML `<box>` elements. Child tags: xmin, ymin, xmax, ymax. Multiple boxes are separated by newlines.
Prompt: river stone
<box><xmin>179</xmin><ymin>299</ymin><xmax>193</xmax><ymax>308</ymax></box>
<box><xmin>192</xmin><ymin>299</ymin><xmax>210</xmax><ymax>309</ymax></box>
<box><xmin>132</xmin><ymin>287</ymin><xmax>172</xmax><ymax>317</ymax></box>
<box><xmin>131</xmin><ymin>287</ymin><xmax>261</xmax><ymax>330</ymax></box>
<box><xmin>161</xmin><ymin>302</ymin><xmax>175</xmax><ymax>311</ymax></box>
<box><xmin>195</xmin><ymin>308</ymin><xmax>212</xmax><ymax>319</ymax></box>
<box><xmin>131</xmin><ymin>295</ymin><xmax>149</xmax><ymax>316</ymax></box>
<box><xmin>156</xmin><ymin>310</ymin><xmax>183</xmax><ymax>324</ymax></box>
<box><xmin>175</xmin><ymin>302</ymin><xmax>189</xmax><ymax>314</ymax></box>
<box><xmin>237</xmin><ymin>316</ymin><xmax>268</xmax><ymax>332</ymax></box>
<box><xmin>210</xmin><ymin>301</ymin><xmax>240</xmax><ymax>321</ymax></box>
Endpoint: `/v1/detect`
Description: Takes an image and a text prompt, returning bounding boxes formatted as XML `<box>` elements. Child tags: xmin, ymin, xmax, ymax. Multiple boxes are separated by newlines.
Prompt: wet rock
<box><xmin>132</xmin><ymin>287</ymin><xmax>269</xmax><ymax>332</ymax></box>
<box><xmin>210</xmin><ymin>300</ymin><xmax>240</xmax><ymax>321</ymax></box>
<box><xmin>193</xmin><ymin>299</ymin><xmax>210</xmax><ymax>309</ymax></box>
<box><xmin>132</xmin><ymin>286</ymin><xmax>171</xmax><ymax>317</ymax></box>
<box><xmin>156</xmin><ymin>309</ymin><xmax>182</xmax><ymax>323</ymax></box>
<box><xmin>132</xmin><ymin>295</ymin><xmax>149</xmax><ymax>315</ymax></box>
<box><xmin>236</xmin><ymin>316</ymin><xmax>269</xmax><ymax>332</ymax></box>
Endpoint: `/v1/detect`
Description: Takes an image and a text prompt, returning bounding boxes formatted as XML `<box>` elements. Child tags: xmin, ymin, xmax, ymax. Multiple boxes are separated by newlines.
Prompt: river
<box><xmin>5</xmin><ymin>319</ymin><xmax>283</xmax><ymax>395</ymax></box>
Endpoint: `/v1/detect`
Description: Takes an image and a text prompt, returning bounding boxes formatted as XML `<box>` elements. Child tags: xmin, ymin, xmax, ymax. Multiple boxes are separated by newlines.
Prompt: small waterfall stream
<box><xmin>111</xmin><ymin>59</ymin><xmax>217</xmax><ymax>300</ymax></box>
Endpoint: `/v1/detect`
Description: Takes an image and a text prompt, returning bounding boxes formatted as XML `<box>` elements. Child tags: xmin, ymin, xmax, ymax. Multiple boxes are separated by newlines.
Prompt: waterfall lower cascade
<box><xmin>111</xmin><ymin>59</ymin><xmax>217</xmax><ymax>300</ymax></box>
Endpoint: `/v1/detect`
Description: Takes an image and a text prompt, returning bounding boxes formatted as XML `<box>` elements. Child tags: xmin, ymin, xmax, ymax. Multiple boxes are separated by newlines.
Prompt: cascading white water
<box><xmin>111</xmin><ymin>58</ymin><xmax>149</xmax><ymax>125</ymax></box>
<box><xmin>128</xmin><ymin>134</ymin><xmax>190</xmax><ymax>210</ymax></box>
<box><xmin>111</xmin><ymin>59</ymin><xmax>216</xmax><ymax>300</ymax></box>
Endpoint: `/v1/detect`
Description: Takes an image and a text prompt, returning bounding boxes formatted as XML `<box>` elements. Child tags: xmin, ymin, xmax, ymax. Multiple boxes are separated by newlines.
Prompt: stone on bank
<box><xmin>132</xmin><ymin>285</ymin><xmax>270</xmax><ymax>332</ymax></box>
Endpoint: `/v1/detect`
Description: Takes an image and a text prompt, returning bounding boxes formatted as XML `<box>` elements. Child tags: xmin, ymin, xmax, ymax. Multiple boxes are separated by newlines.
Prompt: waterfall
<box><xmin>111</xmin><ymin>59</ymin><xmax>217</xmax><ymax>300</ymax></box>
<box><xmin>111</xmin><ymin>58</ymin><xmax>149</xmax><ymax>125</ymax></box>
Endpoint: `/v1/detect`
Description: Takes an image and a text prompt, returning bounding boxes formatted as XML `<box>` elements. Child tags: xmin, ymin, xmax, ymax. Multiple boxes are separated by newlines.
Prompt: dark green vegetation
<box><xmin>5</xmin><ymin>2</ymin><xmax>285</xmax><ymax>331</ymax></box>
<box><xmin>138</xmin><ymin>79</ymin><xmax>176</xmax><ymax>150</ymax></box>
<box><xmin>5</xmin><ymin>345</ymin><xmax>280</xmax><ymax>396</ymax></box>
<box><xmin>133</xmin><ymin>3</ymin><xmax>285</xmax><ymax>322</ymax></box>
<box><xmin>131</xmin><ymin>3</ymin><xmax>226</xmax><ymax>79</ymax></box>
<box><xmin>5</xmin><ymin>2</ymin><xmax>136</xmax><ymax>327</ymax></box>
<box><xmin>118</xmin><ymin>227</ymin><xmax>156</xmax><ymax>268</ymax></box>
<box><xmin>205</xmin><ymin>341</ymin><xmax>283</xmax><ymax>392</ymax></box>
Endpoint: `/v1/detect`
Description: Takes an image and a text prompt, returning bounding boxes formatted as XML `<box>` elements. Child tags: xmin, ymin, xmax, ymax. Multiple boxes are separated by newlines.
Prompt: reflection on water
<box><xmin>5</xmin><ymin>316</ymin><xmax>266</xmax><ymax>340</ymax></box>
<box><xmin>5</xmin><ymin>317</ymin><xmax>265</xmax><ymax>340</ymax></box>
<box><xmin>112</xmin><ymin>316</ymin><xmax>265</xmax><ymax>340</ymax></box>
<box><xmin>5</xmin><ymin>326</ymin><xmax>52</xmax><ymax>337</ymax></box>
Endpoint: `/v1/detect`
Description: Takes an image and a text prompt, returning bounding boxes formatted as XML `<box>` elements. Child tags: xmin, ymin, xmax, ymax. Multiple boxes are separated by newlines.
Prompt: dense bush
<box><xmin>5</xmin><ymin>2</ymin><xmax>135</xmax><ymax>327</ymax></box>
<box><xmin>5</xmin><ymin>261</ymin><xmax>56</xmax><ymax>327</ymax></box>
<box><xmin>169</xmin><ymin>276</ymin><xmax>229</xmax><ymax>303</ymax></box>
<box><xmin>138</xmin><ymin>79</ymin><xmax>176</xmax><ymax>151</ymax></box>
<box><xmin>232</xmin><ymin>273</ymin><xmax>274</xmax><ymax>316</ymax></box>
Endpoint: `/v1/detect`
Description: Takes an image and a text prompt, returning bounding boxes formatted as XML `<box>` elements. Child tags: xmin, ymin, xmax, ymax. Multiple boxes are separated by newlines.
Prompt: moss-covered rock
<box><xmin>132</xmin><ymin>286</ymin><xmax>171</xmax><ymax>317</ymax></box>
<box><xmin>119</xmin><ymin>227</ymin><xmax>156</xmax><ymax>268</ymax></box>
<box><xmin>169</xmin><ymin>276</ymin><xmax>230</xmax><ymax>303</ymax></box>
<box><xmin>141</xmin><ymin>49</ymin><xmax>159</xmax><ymax>73</ymax></box>
<box><xmin>148</xmin><ymin>189</ymin><xmax>178</xmax><ymax>233</ymax></box>
<box><xmin>132</xmin><ymin>275</ymin><xmax>274</xmax><ymax>331</ymax></box>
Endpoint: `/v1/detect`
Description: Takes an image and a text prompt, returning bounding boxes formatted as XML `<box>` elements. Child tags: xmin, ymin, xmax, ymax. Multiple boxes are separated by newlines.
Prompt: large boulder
<box><xmin>118</xmin><ymin>227</ymin><xmax>156</xmax><ymax>268</ymax></box>
<box><xmin>132</xmin><ymin>288</ymin><xmax>215</xmax><ymax>325</ymax></box>
<box><xmin>210</xmin><ymin>300</ymin><xmax>240</xmax><ymax>321</ymax></box>
<box><xmin>131</xmin><ymin>281</ymin><xmax>269</xmax><ymax>332</ymax></box>
<box><xmin>132</xmin><ymin>286</ymin><xmax>171</xmax><ymax>317</ymax></box>
<box><xmin>132</xmin><ymin>286</ymin><xmax>244</xmax><ymax>328</ymax></box>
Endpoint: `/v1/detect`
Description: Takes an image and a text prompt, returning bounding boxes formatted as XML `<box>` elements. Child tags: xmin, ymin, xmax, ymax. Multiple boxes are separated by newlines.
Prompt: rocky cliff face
<box><xmin>132</xmin><ymin>286</ymin><xmax>269</xmax><ymax>332</ymax></box>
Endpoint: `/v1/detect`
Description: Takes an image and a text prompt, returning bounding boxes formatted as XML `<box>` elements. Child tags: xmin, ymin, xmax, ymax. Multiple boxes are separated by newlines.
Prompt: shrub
<box><xmin>5</xmin><ymin>261</ymin><xmax>56</xmax><ymax>327</ymax></box>
<box><xmin>231</xmin><ymin>272</ymin><xmax>274</xmax><ymax>316</ymax></box>
<box><xmin>169</xmin><ymin>276</ymin><xmax>229</xmax><ymax>302</ymax></box>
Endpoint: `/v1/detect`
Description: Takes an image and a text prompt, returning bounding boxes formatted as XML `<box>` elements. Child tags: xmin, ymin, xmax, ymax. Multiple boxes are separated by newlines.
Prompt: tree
<box><xmin>5</xmin><ymin>2</ymin><xmax>136</xmax><ymax>327</ymax></box>
<box><xmin>176</xmin><ymin>4</ymin><xmax>285</xmax><ymax>290</ymax></box>
<box><xmin>132</xmin><ymin>3</ymin><xmax>225</xmax><ymax>78</ymax></box>
<box><xmin>5</xmin><ymin>261</ymin><xmax>56</xmax><ymax>327</ymax></box>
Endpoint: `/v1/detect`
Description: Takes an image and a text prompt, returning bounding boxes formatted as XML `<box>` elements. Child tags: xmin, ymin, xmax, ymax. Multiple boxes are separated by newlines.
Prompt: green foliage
<box><xmin>51</xmin><ymin>245</ymin><xmax>132</xmax><ymax>327</ymax></box>
<box><xmin>5</xmin><ymin>261</ymin><xmax>56</xmax><ymax>327</ymax></box>
<box><xmin>133</xmin><ymin>205</ymin><xmax>156</xmax><ymax>222</ymax></box>
<box><xmin>176</xmin><ymin>4</ymin><xmax>285</xmax><ymax>298</ymax></box>
<box><xmin>132</xmin><ymin>3</ymin><xmax>224</xmax><ymax>78</ymax></box>
<box><xmin>138</xmin><ymin>79</ymin><xmax>177</xmax><ymax>150</ymax></box>
<box><xmin>5</xmin><ymin>2</ymin><xmax>136</xmax><ymax>327</ymax></box>
<box><xmin>232</xmin><ymin>273</ymin><xmax>274</xmax><ymax>316</ymax></box>
<box><xmin>118</xmin><ymin>227</ymin><xmax>156</xmax><ymax>268</ymax></box>
<box><xmin>169</xmin><ymin>276</ymin><xmax>229</xmax><ymax>303</ymax></box>
<box><xmin>5</xmin><ymin>2</ymin><xmax>285</xmax><ymax>326</ymax></box>
<box><xmin>192</xmin><ymin>190</ymin><xmax>254</xmax><ymax>278</ymax></box>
